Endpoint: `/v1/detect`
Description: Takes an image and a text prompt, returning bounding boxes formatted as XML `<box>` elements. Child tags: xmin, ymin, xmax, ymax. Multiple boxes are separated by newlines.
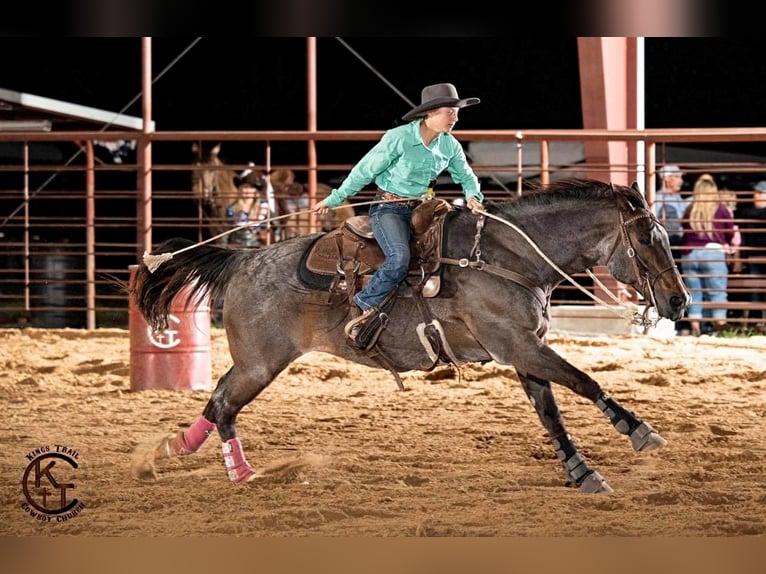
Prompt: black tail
<box><xmin>130</xmin><ymin>238</ymin><xmax>247</xmax><ymax>331</ymax></box>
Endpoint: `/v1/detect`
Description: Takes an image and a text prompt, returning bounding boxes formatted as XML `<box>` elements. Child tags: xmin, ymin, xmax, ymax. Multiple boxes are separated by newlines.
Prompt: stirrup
<box><xmin>345</xmin><ymin>308</ymin><xmax>388</xmax><ymax>351</ymax></box>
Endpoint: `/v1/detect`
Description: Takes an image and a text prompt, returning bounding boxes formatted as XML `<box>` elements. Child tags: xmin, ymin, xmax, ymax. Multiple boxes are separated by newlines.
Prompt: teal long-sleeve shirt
<box><xmin>322</xmin><ymin>120</ymin><xmax>483</xmax><ymax>208</ymax></box>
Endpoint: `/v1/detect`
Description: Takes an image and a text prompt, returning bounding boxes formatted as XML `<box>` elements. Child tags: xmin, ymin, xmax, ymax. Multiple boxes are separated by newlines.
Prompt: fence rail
<box><xmin>1</xmin><ymin>127</ymin><xmax>765</xmax><ymax>331</ymax></box>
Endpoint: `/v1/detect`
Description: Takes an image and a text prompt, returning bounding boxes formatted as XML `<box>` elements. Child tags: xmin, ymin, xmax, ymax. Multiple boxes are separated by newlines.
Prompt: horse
<box><xmin>130</xmin><ymin>178</ymin><xmax>691</xmax><ymax>493</ymax></box>
<box><xmin>193</xmin><ymin>148</ymin><xmax>353</xmax><ymax>244</ymax></box>
<box><xmin>191</xmin><ymin>142</ymin><xmax>240</xmax><ymax>243</ymax></box>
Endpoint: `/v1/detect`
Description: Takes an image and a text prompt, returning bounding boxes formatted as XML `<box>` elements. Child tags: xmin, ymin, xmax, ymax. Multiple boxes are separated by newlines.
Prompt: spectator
<box><xmin>654</xmin><ymin>164</ymin><xmax>689</xmax><ymax>257</ymax></box>
<box><xmin>734</xmin><ymin>180</ymin><xmax>766</xmax><ymax>332</ymax></box>
<box><xmin>680</xmin><ymin>174</ymin><xmax>739</xmax><ymax>336</ymax></box>
<box><xmin>718</xmin><ymin>187</ymin><xmax>743</xmax><ymax>272</ymax></box>
<box><xmin>221</xmin><ymin>168</ymin><xmax>270</xmax><ymax>248</ymax></box>
<box><xmin>272</xmin><ymin>168</ymin><xmax>310</xmax><ymax>240</ymax></box>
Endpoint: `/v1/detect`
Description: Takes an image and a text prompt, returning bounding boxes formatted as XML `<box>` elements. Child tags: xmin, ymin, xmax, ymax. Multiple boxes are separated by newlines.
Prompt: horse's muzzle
<box><xmin>664</xmin><ymin>291</ymin><xmax>692</xmax><ymax>322</ymax></box>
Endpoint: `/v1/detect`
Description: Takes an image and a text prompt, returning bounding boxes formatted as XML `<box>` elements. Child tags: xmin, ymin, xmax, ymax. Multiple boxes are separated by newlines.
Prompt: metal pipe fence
<box><xmin>1</xmin><ymin>128</ymin><xmax>765</xmax><ymax>331</ymax></box>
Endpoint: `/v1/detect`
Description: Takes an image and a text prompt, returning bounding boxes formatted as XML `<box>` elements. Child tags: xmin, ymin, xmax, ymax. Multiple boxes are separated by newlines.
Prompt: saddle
<box><xmin>303</xmin><ymin>198</ymin><xmax>453</xmax><ymax>302</ymax></box>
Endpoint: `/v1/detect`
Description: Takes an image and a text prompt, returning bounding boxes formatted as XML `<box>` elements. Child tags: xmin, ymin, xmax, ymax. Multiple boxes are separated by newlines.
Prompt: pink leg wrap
<box><xmin>222</xmin><ymin>438</ymin><xmax>257</xmax><ymax>482</ymax></box>
<box><xmin>170</xmin><ymin>417</ymin><xmax>217</xmax><ymax>455</ymax></box>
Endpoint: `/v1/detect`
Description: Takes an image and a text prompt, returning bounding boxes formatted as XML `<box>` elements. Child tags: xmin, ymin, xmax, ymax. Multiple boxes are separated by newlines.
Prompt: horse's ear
<box><xmin>211</xmin><ymin>143</ymin><xmax>221</xmax><ymax>157</ymax></box>
<box><xmin>192</xmin><ymin>142</ymin><xmax>199</xmax><ymax>154</ymax></box>
<box><xmin>631</xmin><ymin>181</ymin><xmax>641</xmax><ymax>193</ymax></box>
<box><xmin>614</xmin><ymin>185</ymin><xmax>637</xmax><ymax>212</ymax></box>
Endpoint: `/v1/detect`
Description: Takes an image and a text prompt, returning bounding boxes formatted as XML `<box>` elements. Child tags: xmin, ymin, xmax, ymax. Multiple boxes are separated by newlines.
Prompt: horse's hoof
<box><xmin>629</xmin><ymin>421</ymin><xmax>668</xmax><ymax>452</ymax></box>
<box><xmin>154</xmin><ymin>434</ymin><xmax>174</xmax><ymax>460</ymax></box>
<box><xmin>228</xmin><ymin>464</ymin><xmax>259</xmax><ymax>483</ymax></box>
<box><xmin>578</xmin><ymin>470</ymin><xmax>613</xmax><ymax>493</ymax></box>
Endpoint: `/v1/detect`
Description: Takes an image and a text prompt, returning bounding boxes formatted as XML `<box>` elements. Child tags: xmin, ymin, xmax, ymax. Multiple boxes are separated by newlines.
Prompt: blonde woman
<box><xmin>680</xmin><ymin>174</ymin><xmax>738</xmax><ymax>335</ymax></box>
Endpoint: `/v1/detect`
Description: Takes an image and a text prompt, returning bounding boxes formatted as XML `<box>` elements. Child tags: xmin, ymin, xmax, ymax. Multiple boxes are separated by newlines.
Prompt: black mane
<box><xmin>488</xmin><ymin>178</ymin><xmax>619</xmax><ymax>219</ymax></box>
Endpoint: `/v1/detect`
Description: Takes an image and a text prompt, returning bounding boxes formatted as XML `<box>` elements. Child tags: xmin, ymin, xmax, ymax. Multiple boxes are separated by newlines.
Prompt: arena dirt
<box><xmin>1</xmin><ymin>328</ymin><xmax>764</xmax><ymax>537</ymax></box>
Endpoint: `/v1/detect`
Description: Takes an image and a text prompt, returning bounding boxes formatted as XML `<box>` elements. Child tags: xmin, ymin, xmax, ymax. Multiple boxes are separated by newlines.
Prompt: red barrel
<box><xmin>128</xmin><ymin>265</ymin><xmax>212</xmax><ymax>391</ymax></box>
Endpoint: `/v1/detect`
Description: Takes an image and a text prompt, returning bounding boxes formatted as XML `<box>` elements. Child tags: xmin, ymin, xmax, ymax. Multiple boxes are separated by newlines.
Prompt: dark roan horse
<box><xmin>131</xmin><ymin>178</ymin><xmax>691</xmax><ymax>493</ymax></box>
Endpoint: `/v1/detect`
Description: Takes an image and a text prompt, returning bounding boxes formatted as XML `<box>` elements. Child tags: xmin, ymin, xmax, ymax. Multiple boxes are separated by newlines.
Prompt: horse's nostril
<box><xmin>670</xmin><ymin>294</ymin><xmax>690</xmax><ymax>309</ymax></box>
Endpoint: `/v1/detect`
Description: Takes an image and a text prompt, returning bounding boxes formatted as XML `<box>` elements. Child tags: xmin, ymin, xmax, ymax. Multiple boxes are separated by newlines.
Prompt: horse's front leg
<box><xmin>517</xmin><ymin>372</ymin><xmax>613</xmax><ymax>493</ymax></box>
<box><xmin>509</xmin><ymin>340</ymin><xmax>667</xmax><ymax>453</ymax></box>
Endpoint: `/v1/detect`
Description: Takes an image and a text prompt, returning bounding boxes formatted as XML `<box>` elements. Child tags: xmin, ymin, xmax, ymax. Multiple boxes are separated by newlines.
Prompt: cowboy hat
<box><xmin>658</xmin><ymin>164</ymin><xmax>684</xmax><ymax>178</ymax></box>
<box><xmin>402</xmin><ymin>83</ymin><xmax>480</xmax><ymax>121</ymax></box>
<box><xmin>234</xmin><ymin>164</ymin><xmax>265</xmax><ymax>189</ymax></box>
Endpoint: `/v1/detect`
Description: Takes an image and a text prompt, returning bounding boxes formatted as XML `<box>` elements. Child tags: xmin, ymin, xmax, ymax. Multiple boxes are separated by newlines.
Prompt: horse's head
<box><xmin>191</xmin><ymin>143</ymin><xmax>238</xmax><ymax>212</ymax></box>
<box><xmin>606</xmin><ymin>182</ymin><xmax>691</xmax><ymax>321</ymax></box>
<box><xmin>192</xmin><ymin>142</ymin><xmax>217</xmax><ymax>204</ymax></box>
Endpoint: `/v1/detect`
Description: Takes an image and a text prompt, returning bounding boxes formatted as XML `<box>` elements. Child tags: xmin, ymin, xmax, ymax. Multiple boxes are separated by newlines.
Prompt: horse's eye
<box><xmin>638</xmin><ymin>237</ymin><xmax>651</xmax><ymax>246</ymax></box>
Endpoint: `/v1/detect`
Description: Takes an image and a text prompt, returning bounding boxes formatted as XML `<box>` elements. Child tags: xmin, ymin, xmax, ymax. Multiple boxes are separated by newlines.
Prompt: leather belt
<box><xmin>376</xmin><ymin>190</ymin><xmax>421</xmax><ymax>208</ymax></box>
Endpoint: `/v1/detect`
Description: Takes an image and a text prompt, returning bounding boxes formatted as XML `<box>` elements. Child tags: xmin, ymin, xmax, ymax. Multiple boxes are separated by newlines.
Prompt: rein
<box><xmin>465</xmin><ymin>194</ymin><xmax>665</xmax><ymax>327</ymax></box>
<box><xmin>144</xmin><ymin>189</ymin><xmax>668</xmax><ymax>330</ymax></box>
<box><xmin>457</xmin><ymin>209</ymin><xmax>636</xmax><ymax>315</ymax></box>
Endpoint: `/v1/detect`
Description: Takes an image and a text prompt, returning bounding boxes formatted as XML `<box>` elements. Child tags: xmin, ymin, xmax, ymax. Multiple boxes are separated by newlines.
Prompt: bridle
<box><xmin>610</xmin><ymin>191</ymin><xmax>679</xmax><ymax>311</ymax></box>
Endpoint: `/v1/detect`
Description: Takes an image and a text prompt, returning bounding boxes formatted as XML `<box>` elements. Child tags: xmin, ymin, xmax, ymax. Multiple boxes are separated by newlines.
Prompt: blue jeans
<box><xmin>681</xmin><ymin>247</ymin><xmax>729</xmax><ymax>321</ymax></box>
<box><xmin>353</xmin><ymin>202</ymin><xmax>412</xmax><ymax>311</ymax></box>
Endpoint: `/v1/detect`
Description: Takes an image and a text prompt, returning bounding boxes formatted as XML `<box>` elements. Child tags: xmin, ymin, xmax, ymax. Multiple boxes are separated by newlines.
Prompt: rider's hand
<box><xmin>314</xmin><ymin>199</ymin><xmax>330</xmax><ymax>215</ymax></box>
<box><xmin>467</xmin><ymin>196</ymin><xmax>483</xmax><ymax>213</ymax></box>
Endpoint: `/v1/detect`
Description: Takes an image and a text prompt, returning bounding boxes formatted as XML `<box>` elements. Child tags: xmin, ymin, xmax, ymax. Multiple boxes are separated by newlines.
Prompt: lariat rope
<box><xmin>142</xmin><ymin>197</ymin><xmax>654</xmax><ymax>328</ymax></box>
<box><xmin>471</xmin><ymin>206</ymin><xmax>646</xmax><ymax>326</ymax></box>
<box><xmin>142</xmin><ymin>197</ymin><xmax>412</xmax><ymax>273</ymax></box>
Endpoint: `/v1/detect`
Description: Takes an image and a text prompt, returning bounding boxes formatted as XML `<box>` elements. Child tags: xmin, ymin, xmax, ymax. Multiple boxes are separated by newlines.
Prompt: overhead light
<box><xmin>0</xmin><ymin>120</ymin><xmax>52</xmax><ymax>132</ymax></box>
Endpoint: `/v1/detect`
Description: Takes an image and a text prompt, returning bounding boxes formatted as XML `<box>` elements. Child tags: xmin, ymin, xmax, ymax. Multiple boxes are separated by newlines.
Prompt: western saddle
<box><xmin>302</xmin><ymin>198</ymin><xmax>453</xmax><ymax>304</ymax></box>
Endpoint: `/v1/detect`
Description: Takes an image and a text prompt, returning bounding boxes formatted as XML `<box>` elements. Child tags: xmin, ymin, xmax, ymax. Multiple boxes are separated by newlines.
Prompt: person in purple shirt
<box><xmin>735</xmin><ymin>180</ymin><xmax>766</xmax><ymax>332</ymax></box>
<box><xmin>680</xmin><ymin>174</ymin><xmax>738</xmax><ymax>336</ymax></box>
<box><xmin>314</xmin><ymin>83</ymin><xmax>484</xmax><ymax>350</ymax></box>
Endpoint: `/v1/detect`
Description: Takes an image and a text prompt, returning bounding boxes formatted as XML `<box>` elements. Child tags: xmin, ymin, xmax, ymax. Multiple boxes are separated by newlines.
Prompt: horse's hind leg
<box><xmin>517</xmin><ymin>371</ymin><xmax>613</xmax><ymax>493</ymax></box>
<box><xmin>155</xmin><ymin>366</ymin><xmax>268</xmax><ymax>483</ymax></box>
<box><xmin>155</xmin><ymin>417</ymin><xmax>217</xmax><ymax>458</ymax></box>
<box><xmin>202</xmin><ymin>366</ymin><xmax>272</xmax><ymax>482</ymax></box>
<box><xmin>153</xmin><ymin>374</ymin><xmax>237</xmax><ymax>461</ymax></box>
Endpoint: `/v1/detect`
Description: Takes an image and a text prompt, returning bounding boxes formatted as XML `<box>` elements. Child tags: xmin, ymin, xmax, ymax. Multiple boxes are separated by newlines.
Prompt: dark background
<box><xmin>0</xmin><ymin>35</ymin><xmax>766</xmax><ymax>241</ymax></box>
<box><xmin>2</xmin><ymin>37</ymin><xmax>765</xmax><ymax>242</ymax></box>
<box><xmin>3</xmin><ymin>38</ymin><xmax>766</xmax><ymax>132</ymax></box>
<box><xmin>4</xmin><ymin>37</ymin><xmax>766</xmax><ymax>169</ymax></box>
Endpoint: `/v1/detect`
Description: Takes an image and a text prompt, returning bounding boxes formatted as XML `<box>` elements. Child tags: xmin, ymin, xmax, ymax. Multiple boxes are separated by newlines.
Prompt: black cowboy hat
<box><xmin>402</xmin><ymin>83</ymin><xmax>480</xmax><ymax>122</ymax></box>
